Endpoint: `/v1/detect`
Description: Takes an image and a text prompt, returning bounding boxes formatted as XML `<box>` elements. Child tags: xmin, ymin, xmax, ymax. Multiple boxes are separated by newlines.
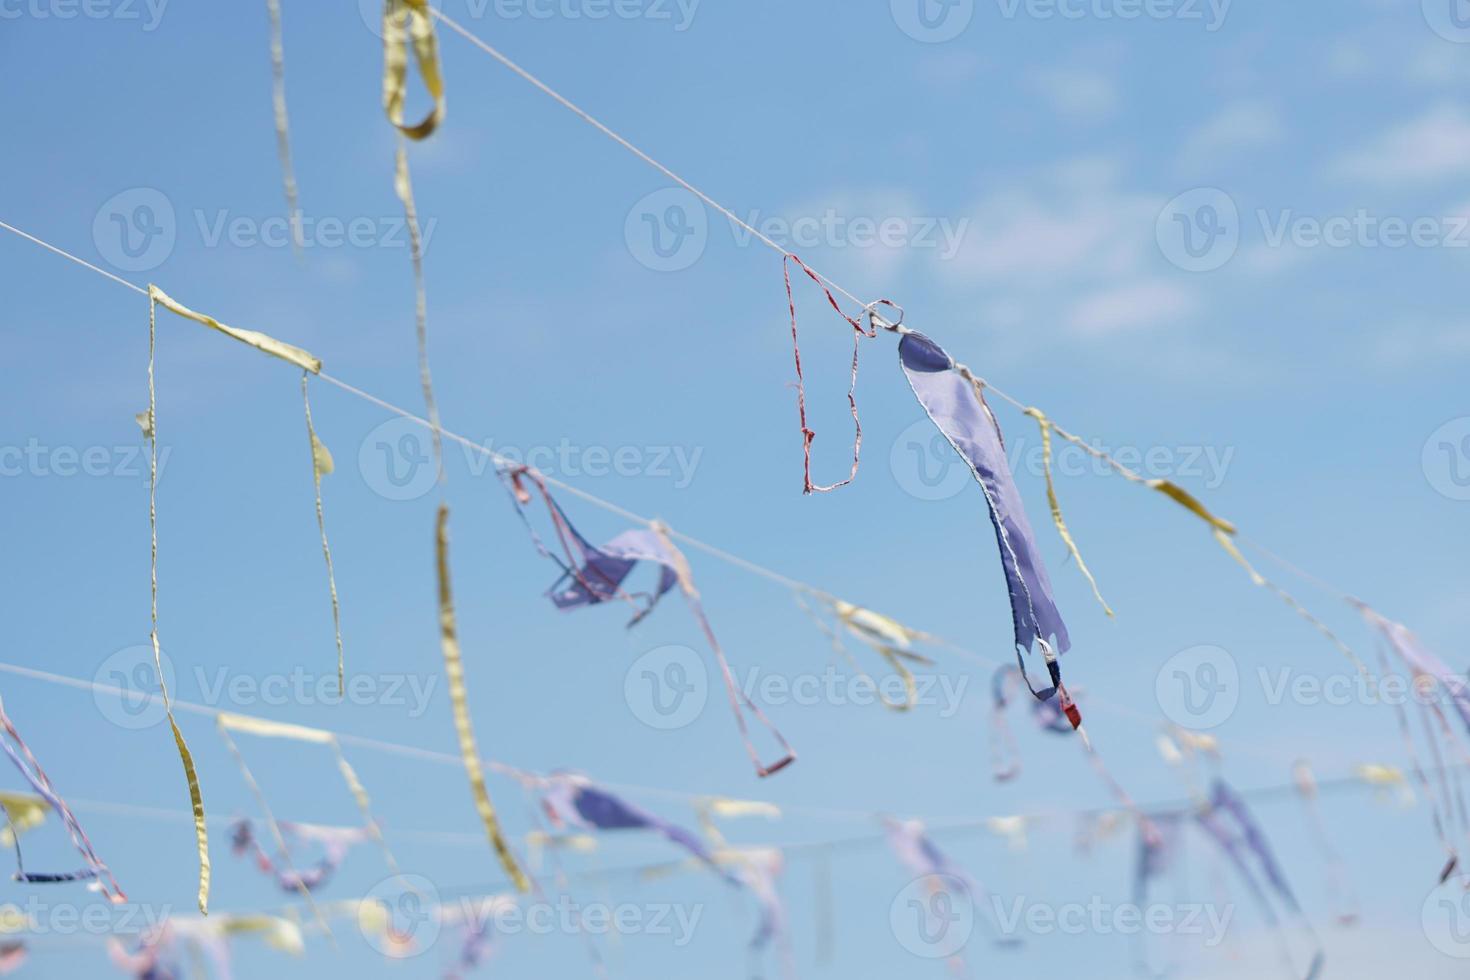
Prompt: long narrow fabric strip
<box><xmin>651</xmin><ymin>522</ymin><xmax>797</xmax><ymax>778</ymax></box>
<box><xmin>436</xmin><ymin>505</ymin><xmax>530</xmax><ymax>892</ymax></box>
<box><xmin>896</xmin><ymin>331</ymin><xmax>1071</xmax><ymax>699</ymax></box>
<box><xmin>265</xmin><ymin>0</ymin><xmax>302</xmax><ymax>249</ymax></box>
<box><xmin>147</xmin><ymin>293</ymin><xmax>210</xmax><ymax>915</ymax></box>
<box><xmin>302</xmin><ymin>376</ymin><xmax>345</xmax><ymax>696</ymax></box>
<box><xmin>0</xmin><ymin>699</ymin><xmax>124</xmax><ymax>900</ymax></box>
<box><xmin>1024</xmin><ymin>407</ymin><xmax>1113</xmax><ymax>618</ymax></box>
<box><xmin>216</xmin><ymin>712</ymin><xmax>402</xmax><ymax>876</ymax></box>
<box><xmin>148</xmin><ymin>285</ymin><xmax>320</xmax><ymax>373</ymax></box>
<box><xmin>216</xmin><ymin>721</ymin><xmax>328</xmax><ymax>933</ymax></box>
<box><xmin>382</xmin><ymin>0</ymin><xmax>445</xmax><ymax>141</ymax></box>
<box><xmin>782</xmin><ymin>255</ymin><xmax>874</xmax><ymax>494</ymax></box>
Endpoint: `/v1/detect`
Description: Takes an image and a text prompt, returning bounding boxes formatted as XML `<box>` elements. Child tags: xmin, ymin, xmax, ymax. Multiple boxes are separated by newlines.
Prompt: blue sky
<box><xmin>2</xmin><ymin>0</ymin><xmax>1470</xmax><ymax>977</ymax></box>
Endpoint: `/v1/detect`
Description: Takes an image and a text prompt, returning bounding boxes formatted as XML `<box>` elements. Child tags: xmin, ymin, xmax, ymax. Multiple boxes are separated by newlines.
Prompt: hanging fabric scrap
<box><xmin>506</xmin><ymin>473</ymin><xmax>794</xmax><ymax>776</ymax></box>
<box><xmin>1196</xmin><ymin>779</ymin><xmax>1324</xmax><ymax>979</ymax></box>
<box><xmin>264</xmin><ymin>0</ymin><xmax>302</xmax><ymax>248</ymax></box>
<box><xmin>301</xmin><ymin>374</ymin><xmax>345</xmax><ymax>695</ymax></box>
<box><xmin>148</xmin><ymin>285</ymin><xmax>321</xmax><ymax>373</ymax></box>
<box><xmin>143</xmin><ymin>290</ymin><xmax>210</xmax><ymax>915</ymax></box>
<box><xmin>0</xmin><ymin>699</ymin><xmax>124</xmax><ymax>900</ymax></box>
<box><xmin>108</xmin><ymin>913</ymin><xmax>304</xmax><ymax>980</ymax></box>
<box><xmin>883</xmin><ymin>817</ymin><xmax>1018</xmax><ymax>960</ymax></box>
<box><xmin>436</xmin><ymin>508</ymin><xmax>531</xmax><ymax>892</ymax></box>
<box><xmin>230</xmin><ymin>818</ymin><xmax>371</xmax><ymax>893</ymax></box>
<box><xmin>1023</xmin><ymin>406</ymin><xmax>1113</xmax><ymax>616</ymax></box>
<box><xmin>537</xmin><ymin>772</ymin><xmax>735</xmax><ymax>883</ymax></box>
<box><xmin>214</xmin><ymin>712</ymin><xmax>401</xmax><ymax>885</ymax></box>
<box><xmin>1291</xmin><ymin>762</ymin><xmax>1358</xmax><ymax>926</ymax></box>
<box><xmin>896</xmin><ymin>330</ymin><xmax>1078</xmax><ymax>723</ymax></box>
<box><xmin>796</xmin><ymin>594</ymin><xmax>935</xmax><ymax>711</ymax></box>
<box><xmin>782</xmin><ymin>255</ymin><xmax>892</xmax><ymax>493</ymax></box>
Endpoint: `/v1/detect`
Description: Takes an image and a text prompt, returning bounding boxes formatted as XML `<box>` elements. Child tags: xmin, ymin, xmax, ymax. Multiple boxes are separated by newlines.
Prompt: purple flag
<box><xmin>1196</xmin><ymin>780</ymin><xmax>1323</xmax><ymax>979</ymax></box>
<box><xmin>540</xmin><ymin>774</ymin><xmax>735</xmax><ymax>884</ymax></box>
<box><xmin>898</xmin><ymin>331</ymin><xmax>1072</xmax><ymax>702</ymax></box>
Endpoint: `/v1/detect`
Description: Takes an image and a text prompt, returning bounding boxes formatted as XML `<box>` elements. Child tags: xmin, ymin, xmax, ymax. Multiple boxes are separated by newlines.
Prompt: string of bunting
<box><xmin>0</xmin><ymin>7</ymin><xmax>1464</xmax><ymax>976</ymax></box>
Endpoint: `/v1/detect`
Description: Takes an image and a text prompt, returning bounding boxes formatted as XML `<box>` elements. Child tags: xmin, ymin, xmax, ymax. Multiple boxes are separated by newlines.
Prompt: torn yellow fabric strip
<box><xmin>329</xmin><ymin>741</ymin><xmax>402</xmax><ymax>875</ymax></box>
<box><xmin>1149</xmin><ymin>480</ymin><xmax>1237</xmax><ymax>536</ymax></box>
<box><xmin>1025</xmin><ymin>408</ymin><xmax>1114</xmax><ymax>618</ymax></box>
<box><xmin>147</xmin><ymin>293</ymin><xmax>211</xmax><ymax>916</ymax></box>
<box><xmin>216</xmin><ymin>723</ymin><xmax>331</xmax><ymax>938</ymax></box>
<box><xmin>873</xmin><ymin>645</ymin><xmax>920</xmax><ymax>711</ymax></box>
<box><xmin>218</xmin><ymin>914</ymin><xmax>306</xmax><ymax>954</ymax></box>
<box><xmin>265</xmin><ymin>0</ymin><xmax>302</xmax><ymax>248</ymax></box>
<box><xmin>833</xmin><ymin>601</ymin><xmax>922</xmax><ymax>649</ymax></box>
<box><xmin>148</xmin><ymin>284</ymin><xmax>321</xmax><ymax>374</ymax></box>
<box><xmin>1213</xmin><ymin>530</ymin><xmax>1367</xmax><ymax>673</ymax></box>
<box><xmin>216</xmin><ymin>712</ymin><xmax>335</xmax><ymax>745</ymax></box>
<box><xmin>0</xmin><ymin>793</ymin><xmax>48</xmax><ymax>847</ymax></box>
<box><xmin>436</xmin><ymin>505</ymin><xmax>530</xmax><ymax>892</ymax></box>
<box><xmin>382</xmin><ymin>0</ymin><xmax>445</xmax><ymax>141</ymax></box>
<box><xmin>302</xmin><ymin>375</ymin><xmax>345</xmax><ymax>697</ymax></box>
<box><xmin>392</xmin><ymin>145</ymin><xmax>444</xmax><ymax>480</ymax></box>
<box><xmin>829</xmin><ymin>600</ymin><xmax>932</xmax><ymax>711</ymax></box>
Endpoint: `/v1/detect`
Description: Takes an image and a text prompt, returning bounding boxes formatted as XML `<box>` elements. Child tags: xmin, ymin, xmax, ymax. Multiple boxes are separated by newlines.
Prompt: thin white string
<box><xmin>0</xmin><ymin>659</ymin><xmax>962</xmax><ymax>824</ymax></box>
<box><xmin>423</xmin><ymin>13</ymin><xmax>1374</xmax><ymax>618</ymax></box>
<box><xmin>0</xmin><ymin>217</ymin><xmax>1295</xmax><ymax>763</ymax></box>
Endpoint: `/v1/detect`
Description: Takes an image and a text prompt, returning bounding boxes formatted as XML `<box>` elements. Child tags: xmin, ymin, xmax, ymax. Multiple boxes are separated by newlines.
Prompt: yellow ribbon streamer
<box><xmin>1029</xmin><ymin>412</ymin><xmax>1365</xmax><ymax>673</ymax></box>
<box><xmin>1024</xmin><ymin>408</ymin><xmax>1114</xmax><ymax>617</ymax></box>
<box><xmin>0</xmin><ymin>793</ymin><xmax>47</xmax><ymax>847</ymax></box>
<box><xmin>146</xmin><ymin>293</ymin><xmax>211</xmax><ymax>916</ymax></box>
<box><xmin>826</xmin><ymin>599</ymin><xmax>934</xmax><ymax>711</ymax></box>
<box><xmin>382</xmin><ymin>0</ymin><xmax>446</xmax><ymax>141</ymax></box>
<box><xmin>1149</xmin><ymin>480</ymin><xmax>1237</xmax><ymax>535</ymax></box>
<box><xmin>215</xmin><ymin>720</ymin><xmax>328</xmax><ymax>936</ymax></box>
<box><xmin>1213</xmin><ymin>530</ymin><xmax>1366</xmax><ymax>673</ymax></box>
<box><xmin>216</xmin><ymin>712</ymin><xmax>401</xmax><ymax>875</ymax></box>
<box><xmin>436</xmin><ymin>505</ymin><xmax>530</xmax><ymax>892</ymax></box>
<box><xmin>148</xmin><ymin>285</ymin><xmax>321</xmax><ymax>373</ymax></box>
<box><xmin>391</xmin><ymin>146</ymin><xmax>444</xmax><ymax>481</ymax></box>
<box><xmin>695</xmin><ymin>797</ymin><xmax>780</xmax><ymax>848</ymax></box>
<box><xmin>265</xmin><ymin>0</ymin><xmax>302</xmax><ymax>249</ymax></box>
<box><xmin>302</xmin><ymin>375</ymin><xmax>344</xmax><ymax>696</ymax></box>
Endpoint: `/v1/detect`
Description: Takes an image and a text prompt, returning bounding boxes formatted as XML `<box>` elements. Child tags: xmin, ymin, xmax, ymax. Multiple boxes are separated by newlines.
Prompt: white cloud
<box><xmin>1176</xmin><ymin>101</ymin><xmax>1285</xmax><ymax>170</ymax></box>
<box><xmin>1068</xmin><ymin>280</ymin><xmax>1197</xmax><ymax>335</ymax></box>
<box><xmin>1368</xmin><ymin>319</ymin><xmax>1470</xmax><ymax>369</ymax></box>
<box><xmin>1025</xmin><ymin>67</ymin><xmax>1120</xmax><ymax>124</ymax></box>
<box><xmin>945</xmin><ymin>159</ymin><xmax>1155</xmax><ymax>286</ymax></box>
<box><xmin>1332</xmin><ymin>104</ymin><xmax>1470</xmax><ymax>183</ymax></box>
